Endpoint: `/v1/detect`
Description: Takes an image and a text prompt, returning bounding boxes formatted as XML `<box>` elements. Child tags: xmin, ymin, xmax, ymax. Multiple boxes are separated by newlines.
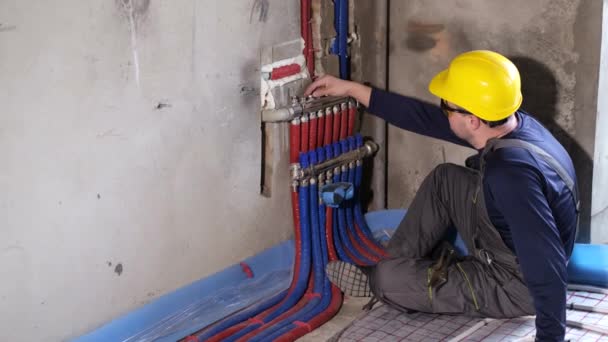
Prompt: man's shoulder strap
<box><xmin>485</xmin><ymin>138</ymin><xmax>580</xmax><ymax>212</ymax></box>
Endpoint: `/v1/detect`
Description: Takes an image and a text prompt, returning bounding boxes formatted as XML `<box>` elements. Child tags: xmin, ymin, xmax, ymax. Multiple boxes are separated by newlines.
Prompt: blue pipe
<box><xmin>316</xmin><ymin>147</ymin><xmax>326</xmax><ymax>164</ymax></box>
<box><xmin>193</xmin><ymin>289</ymin><xmax>289</xmax><ymax>340</ymax></box>
<box><xmin>346</xmin><ymin>163</ymin><xmax>381</xmax><ymax>261</ymax></box>
<box><xmin>350</xmin><ymin>134</ymin><xmax>380</xmax><ymax>241</ymax></box>
<box><xmin>249</xmin><ymin>169</ymin><xmax>326</xmax><ymax>341</ymax></box>
<box><xmin>194</xmin><ymin>152</ymin><xmax>324</xmax><ymax>341</ymax></box>
<box><xmin>325</xmin><ymin>145</ymin><xmax>333</xmax><ymax>161</ymax></box>
<box><xmin>332</xmin><ymin>142</ymin><xmax>341</xmax><ymax>161</ymax></box>
<box><xmin>336</xmin><ymin>139</ymin><xmax>371</xmax><ymax>263</ymax></box>
<box><xmin>347</xmin><ymin>136</ymin><xmax>356</xmax><ymax>152</ymax></box>
<box><xmin>223</xmin><ymin>154</ymin><xmax>313</xmax><ymax>342</ymax></box>
<box><xmin>336</xmin><ymin>0</ymin><xmax>349</xmax><ymax>79</ymax></box>
<box><xmin>338</xmin><ymin>165</ymin><xmax>374</xmax><ymax>265</ymax></box>
<box><xmin>319</xmin><ymin>202</ymin><xmax>329</xmax><ymax>268</ymax></box>
<box><xmin>354</xmin><ymin>163</ymin><xmax>380</xmax><ymax>242</ymax></box>
<box><xmin>330</xmin><ymin>149</ymin><xmax>355</xmax><ymax>264</ymax></box>
<box><xmin>346</xmin><ymin>136</ymin><xmax>378</xmax><ymax>253</ymax></box>
<box><xmin>324</xmin><ymin>144</ymin><xmax>353</xmax><ymax>262</ymax></box>
<box><xmin>260</xmin><ymin>182</ymin><xmax>334</xmax><ymax>341</ymax></box>
<box><xmin>264</xmin><ymin>274</ymin><xmax>332</xmax><ymax>341</ymax></box>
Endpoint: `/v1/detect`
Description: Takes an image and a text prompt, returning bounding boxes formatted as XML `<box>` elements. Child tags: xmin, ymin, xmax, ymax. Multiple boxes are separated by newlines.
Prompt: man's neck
<box><xmin>471</xmin><ymin>114</ymin><xmax>519</xmax><ymax>149</ymax></box>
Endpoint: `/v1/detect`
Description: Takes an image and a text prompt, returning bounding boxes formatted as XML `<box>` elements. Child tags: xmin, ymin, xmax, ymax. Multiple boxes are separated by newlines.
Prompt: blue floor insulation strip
<box><xmin>74</xmin><ymin>242</ymin><xmax>294</xmax><ymax>342</ymax></box>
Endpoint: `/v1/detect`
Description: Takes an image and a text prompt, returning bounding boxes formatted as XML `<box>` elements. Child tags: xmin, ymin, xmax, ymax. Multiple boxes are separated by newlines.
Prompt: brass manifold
<box><xmin>290</xmin><ymin>140</ymin><xmax>378</xmax><ymax>182</ymax></box>
<box><xmin>262</xmin><ymin>96</ymin><xmax>356</xmax><ymax>122</ymax></box>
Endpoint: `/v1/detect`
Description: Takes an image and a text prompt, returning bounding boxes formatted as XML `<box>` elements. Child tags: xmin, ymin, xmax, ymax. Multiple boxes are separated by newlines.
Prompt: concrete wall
<box><xmin>0</xmin><ymin>1</ymin><xmax>299</xmax><ymax>340</ymax></box>
<box><xmin>591</xmin><ymin>0</ymin><xmax>608</xmax><ymax>244</ymax></box>
<box><xmin>353</xmin><ymin>0</ymin><xmax>389</xmax><ymax>211</ymax></box>
<box><xmin>386</xmin><ymin>0</ymin><xmax>603</xmax><ymax>242</ymax></box>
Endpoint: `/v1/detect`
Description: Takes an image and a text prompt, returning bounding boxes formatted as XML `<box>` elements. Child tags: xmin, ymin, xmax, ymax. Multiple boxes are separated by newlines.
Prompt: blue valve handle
<box><xmin>320</xmin><ymin>182</ymin><xmax>354</xmax><ymax>207</ymax></box>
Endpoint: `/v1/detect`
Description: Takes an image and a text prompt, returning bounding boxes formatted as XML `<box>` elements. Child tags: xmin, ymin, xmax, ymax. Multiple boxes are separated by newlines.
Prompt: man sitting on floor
<box><xmin>304</xmin><ymin>50</ymin><xmax>579</xmax><ymax>342</ymax></box>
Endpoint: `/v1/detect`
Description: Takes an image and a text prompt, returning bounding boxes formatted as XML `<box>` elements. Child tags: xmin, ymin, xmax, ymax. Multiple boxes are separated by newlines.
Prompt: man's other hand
<box><xmin>304</xmin><ymin>75</ymin><xmax>353</xmax><ymax>97</ymax></box>
<box><xmin>304</xmin><ymin>75</ymin><xmax>372</xmax><ymax>107</ymax></box>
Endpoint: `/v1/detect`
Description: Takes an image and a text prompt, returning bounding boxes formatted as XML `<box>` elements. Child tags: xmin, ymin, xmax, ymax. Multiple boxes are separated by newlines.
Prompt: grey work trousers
<box><xmin>370</xmin><ymin>163</ymin><xmax>535</xmax><ymax>318</ymax></box>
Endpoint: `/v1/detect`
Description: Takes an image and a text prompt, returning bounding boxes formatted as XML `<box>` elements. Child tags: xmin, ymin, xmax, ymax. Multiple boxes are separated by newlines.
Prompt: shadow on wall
<box><xmin>509</xmin><ymin>56</ymin><xmax>593</xmax><ymax>243</ymax></box>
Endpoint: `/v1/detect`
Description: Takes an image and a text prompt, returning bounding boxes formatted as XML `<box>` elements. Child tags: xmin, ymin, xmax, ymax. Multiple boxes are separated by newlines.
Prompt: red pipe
<box><xmin>345</xmin><ymin>223</ymin><xmax>381</xmax><ymax>263</ymax></box>
<box><xmin>208</xmin><ymin>119</ymin><xmax>303</xmax><ymax>340</ymax></box>
<box><xmin>301</xmin><ymin>115</ymin><xmax>310</xmax><ymax>152</ymax></box>
<box><xmin>271</xmin><ymin>64</ymin><xmax>302</xmax><ymax>80</ymax></box>
<box><xmin>352</xmin><ymin>223</ymin><xmax>386</xmax><ymax>260</ymax></box>
<box><xmin>308</xmin><ymin>113</ymin><xmax>318</xmax><ymax>151</ymax></box>
<box><xmin>301</xmin><ymin>0</ymin><xmax>314</xmax><ymax>77</ymax></box>
<box><xmin>316</xmin><ymin>111</ymin><xmax>325</xmax><ymax>148</ymax></box>
<box><xmin>274</xmin><ymin>286</ymin><xmax>343</xmax><ymax>342</ymax></box>
<box><xmin>235</xmin><ymin>275</ymin><xmax>315</xmax><ymax>341</ymax></box>
<box><xmin>355</xmin><ymin>222</ymin><xmax>389</xmax><ymax>258</ymax></box>
<box><xmin>341</xmin><ymin>232</ymin><xmax>368</xmax><ymax>266</ymax></box>
<box><xmin>273</xmin><ymin>197</ymin><xmax>343</xmax><ymax>342</ymax></box>
<box><xmin>339</xmin><ymin>103</ymin><xmax>348</xmax><ymax>140</ymax></box>
<box><xmin>290</xmin><ymin>119</ymin><xmax>301</xmax><ymax>164</ymax></box>
<box><xmin>347</xmin><ymin>103</ymin><xmax>356</xmax><ymax>136</ymax></box>
<box><xmin>332</xmin><ymin>106</ymin><xmax>340</xmax><ymax>143</ymax></box>
<box><xmin>323</xmin><ymin>108</ymin><xmax>333</xmax><ymax>146</ymax></box>
<box><xmin>205</xmin><ymin>190</ymin><xmax>306</xmax><ymax>341</ymax></box>
<box><xmin>325</xmin><ymin>207</ymin><xmax>338</xmax><ymax>262</ymax></box>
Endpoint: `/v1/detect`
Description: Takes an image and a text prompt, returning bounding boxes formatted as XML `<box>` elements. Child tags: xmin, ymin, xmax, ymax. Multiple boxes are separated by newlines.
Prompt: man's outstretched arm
<box><xmin>305</xmin><ymin>75</ymin><xmax>468</xmax><ymax>147</ymax></box>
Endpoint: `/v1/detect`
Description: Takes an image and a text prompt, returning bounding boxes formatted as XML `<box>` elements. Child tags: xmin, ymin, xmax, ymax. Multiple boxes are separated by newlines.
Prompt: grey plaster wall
<box><xmin>386</xmin><ymin>0</ymin><xmax>602</xmax><ymax>242</ymax></box>
<box><xmin>0</xmin><ymin>1</ymin><xmax>299</xmax><ymax>340</ymax></box>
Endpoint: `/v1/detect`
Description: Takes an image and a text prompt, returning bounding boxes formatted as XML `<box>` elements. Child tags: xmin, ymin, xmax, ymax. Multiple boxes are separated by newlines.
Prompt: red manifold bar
<box><xmin>332</xmin><ymin>105</ymin><xmax>340</xmax><ymax>143</ymax></box>
<box><xmin>347</xmin><ymin>102</ymin><xmax>356</xmax><ymax>136</ymax></box>
<box><xmin>323</xmin><ymin>107</ymin><xmax>333</xmax><ymax>146</ymax></box>
<box><xmin>270</xmin><ymin>63</ymin><xmax>301</xmax><ymax>80</ymax></box>
<box><xmin>316</xmin><ymin>110</ymin><xmax>325</xmax><ymax>148</ymax></box>
<box><xmin>300</xmin><ymin>114</ymin><xmax>310</xmax><ymax>152</ymax></box>
<box><xmin>308</xmin><ymin>111</ymin><xmax>318</xmax><ymax>151</ymax></box>
<box><xmin>339</xmin><ymin>102</ymin><xmax>348</xmax><ymax>140</ymax></box>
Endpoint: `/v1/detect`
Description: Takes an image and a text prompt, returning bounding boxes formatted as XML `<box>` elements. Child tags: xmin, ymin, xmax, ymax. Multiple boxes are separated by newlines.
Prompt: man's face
<box><xmin>440</xmin><ymin>100</ymin><xmax>476</xmax><ymax>141</ymax></box>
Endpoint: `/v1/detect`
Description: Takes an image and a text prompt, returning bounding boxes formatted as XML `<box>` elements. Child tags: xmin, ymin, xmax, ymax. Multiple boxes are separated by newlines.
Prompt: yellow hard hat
<box><xmin>428</xmin><ymin>50</ymin><xmax>522</xmax><ymax>121</ymax></box>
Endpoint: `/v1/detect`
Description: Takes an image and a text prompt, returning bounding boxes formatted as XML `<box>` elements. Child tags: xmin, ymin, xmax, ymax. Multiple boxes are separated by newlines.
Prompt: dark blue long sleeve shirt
<box><xmin>368</xmin><ymin>88</ymin><xmax>578</xmax><ymax>342</ymax></box>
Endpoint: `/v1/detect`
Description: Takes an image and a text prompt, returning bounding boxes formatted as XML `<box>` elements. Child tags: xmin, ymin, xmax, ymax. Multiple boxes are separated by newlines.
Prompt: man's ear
<box><xmin>469</xmin><ymin>115</ymin><xmax>482</xmax><ymax>130</ymax></box>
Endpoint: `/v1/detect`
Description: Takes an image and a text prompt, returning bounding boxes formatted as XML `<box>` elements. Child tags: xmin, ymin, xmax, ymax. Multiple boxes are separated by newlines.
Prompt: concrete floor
<box><xmin>297</xmin><ymin>297</ymin><xmax>376</xmax><ymax>341</ymax></box>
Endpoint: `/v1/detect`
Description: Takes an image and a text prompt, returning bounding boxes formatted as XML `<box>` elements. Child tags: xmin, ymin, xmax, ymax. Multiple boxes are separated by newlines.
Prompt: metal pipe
<box><xmin>448</xmin><ymin>319</ymin><xmax>495</xmax><ymax>342</ymax></box>
<box><xmin>301</xmin><ymin>96</ymin><xmax>352</xmax><ymax>113</ymax></box>
<box><xmin>568</xmin><ymin>284</ymin><xmax>608</xmax><ymax>294</ymax></box>
<box><xmin>566</xmin><ymin>319</ymin><xmax>608</xmax><ymax>336</ymax></box>
<box><xmin>261</xmin><ymin>97</ymin><xmax>352</xmax><ymax>123</ymax></box>
<box><xmin>293</xmin><ymin>141</ymin><xmax>378</xmax><ymax>180</ymax></box>
<box><xmin>262</xmin><ymin>106</ymin><xmax>302</xmax><ymax>123</ymax></box>
<box><xmin>567</xmin><ymin>302</ymin><xmax>608</xmax><ymax>314</ymax></box>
